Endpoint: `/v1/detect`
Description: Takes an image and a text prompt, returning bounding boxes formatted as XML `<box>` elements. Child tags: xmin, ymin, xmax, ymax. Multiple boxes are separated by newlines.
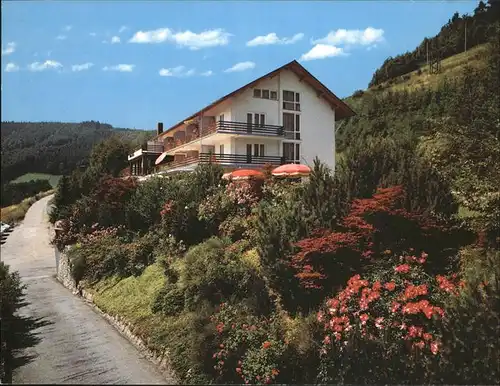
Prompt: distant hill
<box><xmin>0</xmin><ymin>121</ymin><xmax>154</xmax><ymax>184</ymax></box>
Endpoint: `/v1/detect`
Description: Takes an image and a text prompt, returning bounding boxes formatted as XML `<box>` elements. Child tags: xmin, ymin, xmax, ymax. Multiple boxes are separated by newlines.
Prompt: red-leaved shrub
<box><xmin>290</xmin><ymin>186</ymin><xmax>471</xmax><ymax>299</ymax></box>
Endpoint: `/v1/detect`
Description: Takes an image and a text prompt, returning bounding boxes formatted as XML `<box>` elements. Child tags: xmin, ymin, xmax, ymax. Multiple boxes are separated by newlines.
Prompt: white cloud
<box><xmin>224</xmin><ymin>61</ymin><xmax>256</xmax><ymax>73</ymax></box>
<box><xmin>64</xmin><ymin>25</ymin><xmax>73</xmax><ymax>31</ymax></box>
<box><xmin>110</xmin><ymin>36</ymin><xmax>121</xmax><ymax>44</ymax></box>
<box><xmin>159</xmin><ymin>65</ymin><xmax>195</xmax><ymax>77</ymax></box>
<box><xmin>129</xmin><ymin>28</ymin><xmax>171</xmax><ymax>43</ymax></box>
<box><xmin>89</xmin><ymin>32</ymin><xmax>97</xmax><ymax>37</ymax></box>
<box><xmin>102</xmin><ymin>64</ymin><xmax>135</xmax><ymax>72</ymax></box>
<box><xmin>246</xmin><ymin>32</ymin><xmax>304</xmax><ymax>47</ymax></box>
<box><xmin>28</xmin><ymin>60</ymin><xmax>63</xmax><ymax>72</ymax></box>
<box><xmin>300</xmin><ymin>44</ymin><xmax>347</xmax><ymax>61</ymax></box>
<box><xmin>129</xmin><ymin>27</ymin><xmax>231</xmax><ymax>49</ymax></box>
<box><xmin>118</xmin><ymin>25</ymin><xmax>128</xmax><ymax>33</ymax></box>
<box><xmin>56</xmin><ymin>35</ymin><xmax>67</xmax><ymax>40</ymax></box>
<box><xmin>5</xmin><ymin>63</ymin><xmax>19</xmax><ymax>72</ymax></box>
<box><xmin>172</xmin><ymin>29</ymin><xmax>231</xmax><ymax>50</ymax></box>
<box><xmin>2</xmin><ymin>42</ymin><xmax>16</xmax><ymax>56</ymax></box>
<box><xmin>200</xmin><ymin>70</ymin><xmax>213</xmax><ymax>77</ymax></box>
<box><xmin>312</xmin><ymin>27</ymin><xmax>384</xmax><ymax>46</ymax></box>
<box><xmin>72</xmin><ymin>62</ymin><xmax>94</xmax><ymax>72</ymax></box>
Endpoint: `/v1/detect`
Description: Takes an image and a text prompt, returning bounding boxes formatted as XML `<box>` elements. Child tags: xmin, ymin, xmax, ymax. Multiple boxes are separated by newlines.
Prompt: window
<box><xmin>253</xmin><ymin>144</ymin><xmax>265</xmax><ymax>157</ymax></box>
<box><xmin>248</xmin><ymin>113</ymin><xmax>266</xmax><ymax>128</ymax></box>
<box><xmin>295</xmin><ymin>114</ymin><xmax>300</xmax><ymax>140</ymax></box>
<box><xmin>254</xmin><ymin>88</ymin><xmax>277</xmax><ymax>100</ymax></box>
<box><xmin>219</xmin><ymin>114</ymin><xmax>224</xmax><ymax>122</ymax></box>
<box><xmin>283</xmin><ymin>90</ymin><xmax>301</xmax><ymax>111</ymax></box>
<box><xmin>219</xmin><ymin>144</ymin><xmax>224</xmax><ymax>154</ymax></box>
<box><xmin>283</xmin><ymin>90</ymin><xmax>295</xmax><ymax>101</ymax></box>
<box><xmin>283</xmin><ymin>112</ymin><xmax>300</xmax><ymax>139</ymax></box>
<box><xmin>283</xmin><ymin>143</ymin><xmax>300</xmax><ymax>163</ymax></box>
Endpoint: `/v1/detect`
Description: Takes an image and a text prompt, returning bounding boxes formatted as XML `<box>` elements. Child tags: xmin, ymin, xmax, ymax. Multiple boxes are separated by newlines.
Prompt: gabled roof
<box><xmin>157</xmin><ymin>60</ymin><xmax>355</xmax><ymax>139</ymax></box>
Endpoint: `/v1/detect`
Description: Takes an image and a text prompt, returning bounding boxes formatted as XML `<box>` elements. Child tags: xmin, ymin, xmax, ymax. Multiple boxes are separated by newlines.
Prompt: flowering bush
<box><xmin>290</xmin><ymin>186</ymin><xmax>472</xmax><ymax>304</ymax></box>
<box><xmin>67</xmin><ymin>228</ymin><xmax>157</xmax><ymax>284</ymax></box>
<box><xmin>198</xmin><ymin>187</ymin><xmax>238</xmax><ymax>236</ymax></box>
<box><xmin>226</xmin><ymin>180</ymin><xmax>263</xmax><ymax>211</ymax></box>
<box><xmin>210</xmin><ymin>303</ymin><xmax>288</xmax><ymax>384</ymax></box>
<box><xmin>316</xmin><ymin>251</ymin><xmax>461</xmax><ymax>384</ymax></box>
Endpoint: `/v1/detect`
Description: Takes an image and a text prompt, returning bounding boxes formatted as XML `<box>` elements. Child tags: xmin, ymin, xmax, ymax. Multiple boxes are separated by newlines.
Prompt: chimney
<box><xmin>157</xmin><ymin>122</ymin><xmax>164</xmax><ymax>135</ymax></box>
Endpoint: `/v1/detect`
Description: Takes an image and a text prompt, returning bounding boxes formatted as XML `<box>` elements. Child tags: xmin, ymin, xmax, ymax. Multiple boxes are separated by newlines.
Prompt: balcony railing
<box><xmin>163</xmin><ymin>120</ymin><xmax>284</xmax><ymax>153</ymax></box>
<box><xmin>143</xmin><ymin>141</ymin><xmax>164</xmax><ymax>153</ymax></box>
<box><xmin>216</xmin><ymin>121</ymin><xmax>284</xmax><ymax>137</ymax></box>
<box><xmin>159</xmin><ymin>152</ymin><xmax>285</xmax><ymax>171</ymax></box>
<box><xmin>129</xmin><ymin>141</ymin><xmax>164</xmax><ymax>159</ymax></box>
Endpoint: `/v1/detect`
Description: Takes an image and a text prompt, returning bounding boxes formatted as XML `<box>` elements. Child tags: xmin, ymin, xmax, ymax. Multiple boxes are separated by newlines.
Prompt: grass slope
<box><xmin>86</xmin><ymin>264</ymin><xmax>177</xmax><ymax>353</ymax></box>
<box><xmin>12</xmin><ymin>173</ymin><xmax>61</xmax><ymax>188</ymax></box>
<box><xmin>345</xmin><ymin>44</ymin><xmax>488</xmax><ymax>112</ymax></box>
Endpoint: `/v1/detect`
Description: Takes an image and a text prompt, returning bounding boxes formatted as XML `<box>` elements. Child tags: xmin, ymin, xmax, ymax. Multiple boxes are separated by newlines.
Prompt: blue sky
<box><xmin>1</xmin><ymin>1</ymin><xmax>478</xmax><ymax>130</ymax></box>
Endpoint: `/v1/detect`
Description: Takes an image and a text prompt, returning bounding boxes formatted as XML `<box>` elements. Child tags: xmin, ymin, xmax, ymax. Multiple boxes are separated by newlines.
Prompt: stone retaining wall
<box><xmin>55</xmin><ymin>247</ymin><xmax>177</xmax><ymax>384</ymax></box>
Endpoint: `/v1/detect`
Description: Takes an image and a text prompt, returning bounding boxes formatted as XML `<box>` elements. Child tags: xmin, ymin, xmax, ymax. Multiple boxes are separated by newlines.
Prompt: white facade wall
<box><xmin>161</xmin><ymin>67</ymin><xmax>338</xmax><ymax>171</ymax></box>
<box><xmin>229</xmin><ymin>69</ymin><xmax>336</xmax><ymax>170</ymax></box>
<box><xmin>230</xmin><ymin>77</ymin><xmax>280</xmax><ymax>125</ymax></box>
<box><xmin>234</xmin><ymin>137</ymin><xmax>281</xmax><ymax>157</ymax></box>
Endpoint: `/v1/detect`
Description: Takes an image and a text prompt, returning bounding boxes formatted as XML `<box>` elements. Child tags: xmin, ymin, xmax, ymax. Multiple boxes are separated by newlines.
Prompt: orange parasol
<box><xmin>229</xmin><ymin>169</ymin><xmax>265</xmax><ymax>181</ymax></box>
<box><xmin>271</xmin><ymin>164</ymin><xmax>311</xmax><ymax>177</ymax></box>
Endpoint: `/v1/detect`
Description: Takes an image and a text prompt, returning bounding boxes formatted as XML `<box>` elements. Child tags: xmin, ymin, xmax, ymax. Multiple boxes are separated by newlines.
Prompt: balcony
<box><xmin>128</xmin><ymin>141</ymin><xmax>164</xmax><ymax>161</ymax></box>
<box><xmin>159</xmin><ymin>152</ymin><xmax>285</xmax><ymax>172</ymax></box>
<box><xmin>216</xmin><ymin>121</ymin><xmax>284</xmax><ymax>137</ymax></box>
<box><xmin>163</xmin><ymin>120</ymin><xmax>284</xmax><ymax>153</ymax></box>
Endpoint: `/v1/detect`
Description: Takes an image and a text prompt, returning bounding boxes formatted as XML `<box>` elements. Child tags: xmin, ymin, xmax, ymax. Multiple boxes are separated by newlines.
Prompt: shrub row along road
<box><xmin>0</xmin><ymin>196</ymin><xmax>171</xmax><ymax>384</ymax></box>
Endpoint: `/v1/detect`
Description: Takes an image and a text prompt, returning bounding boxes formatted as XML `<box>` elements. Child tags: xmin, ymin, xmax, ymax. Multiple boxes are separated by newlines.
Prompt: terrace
<box><xmin>157</xmin><ymin>152</ymin><xmax>285</xmax><ymax>173</ymax></box>
<box><xmin>162</xmin><ymin>120</ymin><xmax>284</xmax><ymax>152</ymax></box>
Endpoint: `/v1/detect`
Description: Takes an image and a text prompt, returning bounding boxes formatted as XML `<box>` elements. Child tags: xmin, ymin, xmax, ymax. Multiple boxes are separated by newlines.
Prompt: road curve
<box><xmin>1</xmin><ymin>196</ymin><xmax>172</xmax><ymax>384</ymax></box>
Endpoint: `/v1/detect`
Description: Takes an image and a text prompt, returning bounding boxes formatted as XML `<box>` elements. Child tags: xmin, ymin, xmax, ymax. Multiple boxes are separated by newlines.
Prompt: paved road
<box><xmin>1</xmin><ymin>196</ymin><xmax>172</xmax><ymax>384</ymax></box>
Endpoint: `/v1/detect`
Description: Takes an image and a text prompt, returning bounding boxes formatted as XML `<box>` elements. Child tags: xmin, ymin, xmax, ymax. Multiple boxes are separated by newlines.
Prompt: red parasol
<box><xmin>229</xmin><ymin>169</ymin><xmax>265</xmax><ymax>181</ymax></box>
<box><xmin>271</xmin><ymin>164</ymin><xmax>311</xmax><ymax>177</ymax></box>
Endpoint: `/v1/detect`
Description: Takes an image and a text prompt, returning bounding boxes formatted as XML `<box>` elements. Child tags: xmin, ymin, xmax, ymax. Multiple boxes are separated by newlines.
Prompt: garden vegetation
<box><xmin>49</xmin><ymin>15</ymin><xmax>499</xmax><ymax>385</ymax></box>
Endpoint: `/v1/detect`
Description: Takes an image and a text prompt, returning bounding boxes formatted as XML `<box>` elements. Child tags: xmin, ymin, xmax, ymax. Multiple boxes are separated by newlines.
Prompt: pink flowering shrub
<box><xmin>210</xmin><ymin>303</ymin><xmax>288</xmax><ymax>384</ymax></box>
<box><xmin>316</xmin><ymin>251</ymin><xmax>461</xmax><ymax>384</ymax></box>
<box><xmin>226</xmin><ymin>180</ymin><xmax>263</xmax><ymax>209</ymax></box>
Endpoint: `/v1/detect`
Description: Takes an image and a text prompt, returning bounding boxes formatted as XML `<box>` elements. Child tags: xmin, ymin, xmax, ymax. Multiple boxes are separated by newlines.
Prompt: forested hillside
<box><xmin>369</xmin><ymin>0</ymin><xmax>499</xmax><ymax>87</ymax></box>
<box><xmin>0</xmin><ymin>121</ymin><xmax>154</xmax><ymax>184</ymax></box>
<box><xmin>338</xmin><ymin>1</ymin><xmax>499</xmax><ymax>239</ymax></box>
